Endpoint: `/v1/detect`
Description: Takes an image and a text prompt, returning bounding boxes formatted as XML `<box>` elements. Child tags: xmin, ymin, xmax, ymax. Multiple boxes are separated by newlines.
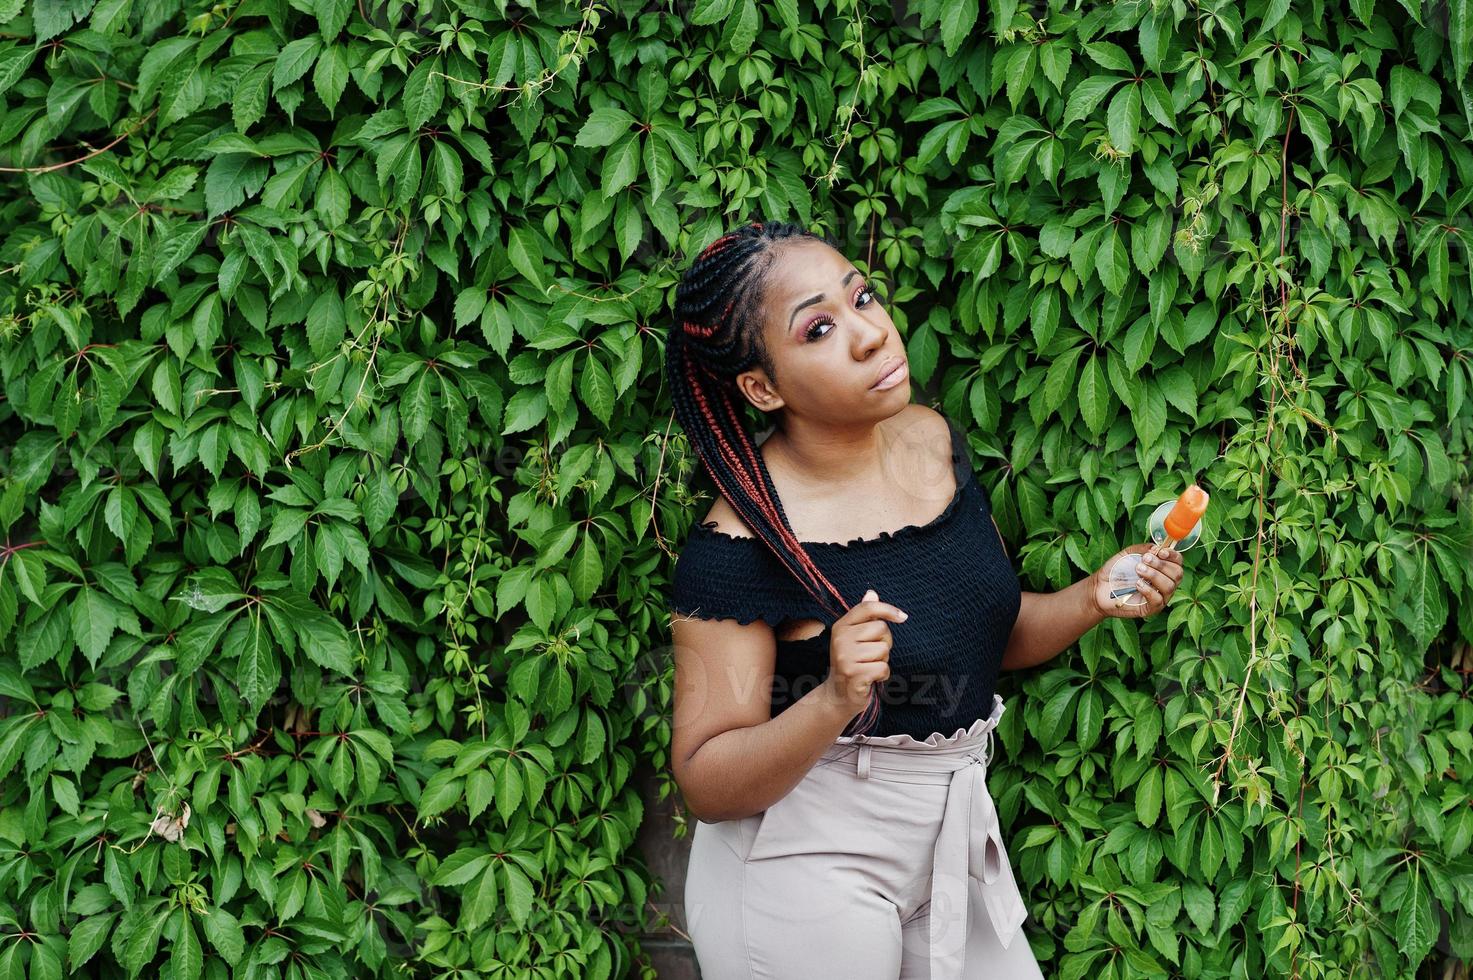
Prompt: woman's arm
<box><xmin>989</xmin><ymin>517</ymin><xmax>1184</xmax><ymax>670</ymax></box>
<box><xmin>671</xmin><ymin>613</ymin><xmax>860</xmax><ymax>823</ymax></box>
<box><xmin>1000</xmin><ymin>586</ymin><xmax>1104</xmax><ymax>671</ymax></box>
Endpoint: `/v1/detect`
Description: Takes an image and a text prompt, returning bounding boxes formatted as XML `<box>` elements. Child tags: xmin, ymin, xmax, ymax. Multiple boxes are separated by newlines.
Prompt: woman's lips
<box><xmin>871</xmin><ymin>361</ymin><xmax>908</xmax><ymax>390</ymax></box>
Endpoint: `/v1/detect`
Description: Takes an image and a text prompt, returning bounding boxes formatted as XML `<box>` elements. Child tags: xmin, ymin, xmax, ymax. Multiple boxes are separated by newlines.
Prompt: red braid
<box><xmin>716</xmin><ymin>384</ymin><xmax>847</xmax><ymax>610</ymax></box>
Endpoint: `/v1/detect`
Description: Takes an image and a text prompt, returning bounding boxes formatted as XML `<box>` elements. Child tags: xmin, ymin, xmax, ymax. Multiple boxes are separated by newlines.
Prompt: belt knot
<box><xmin>927</xmin><ymin>729</ymin><xmax>1027</xmax><ymax>980</ymax></box>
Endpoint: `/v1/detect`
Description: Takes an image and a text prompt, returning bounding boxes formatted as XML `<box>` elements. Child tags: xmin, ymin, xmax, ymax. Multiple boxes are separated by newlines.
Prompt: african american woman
<box><xmin>663</xmin><ymin>219</ymin><xmax>1183</xmax><ymax>979</ymax></box>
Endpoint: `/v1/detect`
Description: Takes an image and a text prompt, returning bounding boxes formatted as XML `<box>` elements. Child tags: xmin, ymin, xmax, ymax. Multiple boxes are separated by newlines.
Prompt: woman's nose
<box><xmin>854</xmin><ymin>318</ymin><xmax>887</xmax><ymax>354</ymax></box>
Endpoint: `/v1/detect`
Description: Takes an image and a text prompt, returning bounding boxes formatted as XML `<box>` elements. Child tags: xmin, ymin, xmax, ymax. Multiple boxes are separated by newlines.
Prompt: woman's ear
<box><xmin>735</xmin><ymin>368</ymin><xmax>783</xmax><ymax>413</ymax></box>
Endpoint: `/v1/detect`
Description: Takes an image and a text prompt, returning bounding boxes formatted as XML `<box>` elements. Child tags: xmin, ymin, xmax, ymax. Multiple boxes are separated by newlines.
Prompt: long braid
<box><xmin>666</xmin><ymin>218</ymin><xmax>883</xmax><ymax>736</ymax></box>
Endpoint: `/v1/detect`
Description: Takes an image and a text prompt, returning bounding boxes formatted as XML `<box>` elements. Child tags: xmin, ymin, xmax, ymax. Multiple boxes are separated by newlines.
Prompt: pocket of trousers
<box><xmin>745</xmin><ymin>780</ymin><xmax>822</xmax><ymax>863</ymax></box>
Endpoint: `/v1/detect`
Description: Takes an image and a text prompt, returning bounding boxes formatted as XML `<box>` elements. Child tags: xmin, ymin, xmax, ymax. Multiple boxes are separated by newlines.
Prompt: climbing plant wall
<box><xmin>0</xmin><ymin>0</ymin><xmax>1470</xmax><ymax>977</ymax></box>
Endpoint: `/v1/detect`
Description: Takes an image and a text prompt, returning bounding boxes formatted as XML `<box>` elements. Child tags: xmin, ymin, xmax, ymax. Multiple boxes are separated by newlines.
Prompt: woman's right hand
<box><xmin>824</xmin><ymin>588</ymin><xmax>907</xmax><ymax>716</ymax></box>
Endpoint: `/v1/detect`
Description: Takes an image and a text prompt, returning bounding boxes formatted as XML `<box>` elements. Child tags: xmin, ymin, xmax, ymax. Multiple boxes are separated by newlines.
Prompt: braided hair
<box><xmin>665</xmin><ymin>218</ymin><xmax>883</xmax><ymax>737</ymax></box>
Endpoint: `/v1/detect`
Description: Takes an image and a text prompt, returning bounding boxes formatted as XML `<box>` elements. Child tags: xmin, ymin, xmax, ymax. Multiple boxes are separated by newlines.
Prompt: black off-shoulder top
<box><xmin>668</xmin><ymin>415</ymin><xmax>1023</xmax><ymax>740</ymax></box>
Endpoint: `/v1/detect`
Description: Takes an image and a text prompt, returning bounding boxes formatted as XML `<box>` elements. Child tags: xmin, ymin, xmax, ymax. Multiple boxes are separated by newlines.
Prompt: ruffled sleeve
<box><xmin>668</xmin><ymin>525</ymin><xmax>829</xmax><ymax>627</ymax></box>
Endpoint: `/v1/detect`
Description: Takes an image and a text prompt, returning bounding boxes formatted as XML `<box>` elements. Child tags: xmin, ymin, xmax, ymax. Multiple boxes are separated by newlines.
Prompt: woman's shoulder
<box><xmin>896</xmin><ymin>403</ymin><xmax>958</xmax><ymax>459</ymax></box>
<box><xmin>695</xmin><ymin>492</ymin><xmax>755</xmax><ymax>540</ymax></box>
<box><xmin>885</xmin><ymin>404</ymin><xmax>968</xmax><ymax>490</ymax></box>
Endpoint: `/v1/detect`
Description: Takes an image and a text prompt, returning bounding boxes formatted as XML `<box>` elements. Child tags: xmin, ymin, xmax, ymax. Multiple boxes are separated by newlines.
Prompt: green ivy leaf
<box><xmin>401</xmin><ymin>369</ymin><xmax>434</xmax><ymax>442</ymax></box>
<box><xmin>724</xmin><ymin>0</ymin><xmax>761</xmax><ymax>54</ymax></box>
<box><xmin>313</xmin><ymin>43</ymin><xmax>351</xmax><ymax>114</ymax></box>
<box><xmin>171</xmin><ymin>911</ymin><xmax>203</xmax><ymax>980</ymax></box>
<box><xmin>433</xmin><ymin>847</ymin><xmax>490</xmax><ymax>887</ymax></box>
<box><xmin>122</xmin><ymin>906</ymin><xmax>169</xmax><ymax>975</ymax></box>
<box><xmin>1397</xmin><ymin>870</ymin><xmax>1436</xmax><ymax>963</ymax></box>
<box><xmin>1082</xmin><ymin>40</ymin><xmax>1134</xmax><ymax>72</ymax></box>
<box><xmin>138</xmin><ymin>37</ymin><xmax>195</xmax><ymax>102</ymax></box>
<box><xmin>233</xmin><ymin>63</ymin><xmax>271</xmax><ymax>132</ymax></box>
<box><xmin>315</xmin><ymin>0</ymin><xmax>352</xmax><ymax>38</ymax></box>
<box><xmin>1078</xmin><ymin>354</ymin><xmax>1110</xmax><ymax>436</ymax></box>
<box><xmin>938</xmin><ymin>0</ymin><xmax>979</xmax><ymax>58</ymax></box>
<box><xmin>403</xmin><ymin>57</ymin><xmax>444</xmax><ymax>131</ymax></box>
<box><xmin>70</xmin><ymin>587</ymin><xmax>118</xmax><ymax>666</ymax></box>
<box><xmin>0</xmin><ymin>43</ymin><xmax>36</xmax><ymax>98</ymax></box>
<box><xmin>502</xmin><ymin>386</ymin><xmax>548</xmax><ymax>435</ymax></box>
<box><xmin>264</xmin><ymin>508</ymin><xmax>309</xmax><ymax>549</ymax></box>
<box><xmin>1094</xmin><ymin>227</ymin><xmax>1130</xmax><ymax>294</ymax></box>
<box><xmin>51</xmin><ymin>773</ymin><xmax>81</xmax><ymax>816</ymax></box>
<box><xmin>1062</xmin><ymin>75</ymin><xmax>1123</xmax><ymax>127</ymax></box>
<box><xmin>1132</xmin><ymin>385</ymin><xmax>1167</xmax><ymax>448</ymax></box>
<box><xmin>576</xmin><ymin>106</ymin><xmax>636</xmax><ymax>148</ymax></box>
<box><xmin>1043</xmin><ymin>345</ymin><xmax>1085</xmax><ymax>414</ymax></box>
<box><xmin>8</xmin><ymin>549</ymin><xmax>48</xmax><ymax>604</ymax></box>
<box><xmin>173</xmin><ymin>608</ymin><xmax>239</xmax><ymax>676</ymax></box>
<box><xmin>1030</xmin><ymin>288</ymin><xmax>1061</xmax><ymax>348</ymax></box>
<box><xmin>153</xmin><ymin>221</ymin><xmax>211</xmax><ymax>281</ymax></box>
<box><xmin>294</xmin><ymin>612</ymin><xmax>354</xmax><ymax>674</ymax></box>
<box><xmin>67</xmin><ymin>913</ymin><xmax>116</xmax><ymax>972</ymax></box>
<box><xmin>465</xmin><ymin>769</ymin><xmax>493</xmax><ymax>821</ymax></box>
<box><xmin>578</xmin><ymin>354</ymin><xmax>616</xmax><ymax>424</ymax></box>
<box><xmin>273</xmin><ymin>36</ymin><xmax>321</xmax><ymax>92</ymax></box>
<box><xmin>1199</xmin><ymin>818</ymin><xmax>1224</xmax><ymax>881</ymax></box>
<box><xmin>568</xmin><ymin>531</ymin><xmax>604</xmax><ymax>602</ymax></box>
<box><xmin>233</xmin><ymin>609</ymin><xmax>279</xmax><ymax>712</ymax></box>
<box><xmin>417</xmin><ymin>770</ymin><xmax>464</xmax><ymax>822</ymax></box>
<box><xmin>104</xmin><ymin>487</ymin><xmax>138</xmax><ymax>543</ymax></box>
<box><xmin>201</xmin><ymin>907</ymin><xmax>244</xmax><ymax>967</ymax></box>
<box><xmin>306</xmin><ymin>287</ymin><xmax>346</xmax><ymax>359</ymax></box>
<box><xmin>500</xmin><ymin>861</ymin><xmax>535</xmax><ymax>928</ymax></box>
<box><xmin>1158</xmin><ymin>365</ymin><xmax>1198</xmax><ymax>421</ymax></box>
<box><xmin>1106</xmin><ymin>83</ymin><xmax>1141</xmax><ymax>154</ymax></box>
<box><xmin>600</xmin><ymin>133</ymin><xmax>641</xmax><ymax>197</ymax></box>
<box><xmin>688</xmin><ymin>0</ymin><xmax>738</xmax><ymax>26</ymax></box>
<box><xmin>362</xmin><ymin>469</ymin><xmax>398</xmax><ymax>537</ymax></box>
<box><xmin>905</xmin><ymin>320</ymin><xmax>941</xmax><ymax>386</ymax></box>
<box><xmin>1134</xmin><ymin>765</ymin><xmax>1162</xmax><ymax>827</ymax></box>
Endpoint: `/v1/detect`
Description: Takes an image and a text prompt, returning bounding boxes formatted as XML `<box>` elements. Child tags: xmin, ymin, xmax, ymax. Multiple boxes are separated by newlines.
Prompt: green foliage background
<box><xmin>0</xmin><ymin>0</ymin><xmax>1471</xmax><ymax>977</ymax></box>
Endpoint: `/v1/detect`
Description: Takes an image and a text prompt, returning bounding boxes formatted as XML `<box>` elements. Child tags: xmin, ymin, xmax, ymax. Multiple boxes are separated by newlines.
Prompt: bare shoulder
<box><xmin>698</xmin><ymin>492</ymin><xmax>755</xmax><ymax>538</ymax></box>
<box><xmin>888</xmin><ymin>404</ymin><xmax>955</xmax><ymax>473</ymax></box>
<box><xmin>893</xmin><ymin>402</ymin><xmax>951</xmax><ymax>447</ymax></box>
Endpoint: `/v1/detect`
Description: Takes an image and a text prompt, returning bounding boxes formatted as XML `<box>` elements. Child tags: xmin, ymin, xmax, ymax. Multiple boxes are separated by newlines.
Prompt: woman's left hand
<box><xmin>1089</xmin><ymin>544</ymin><xmax>1184</xmax><ymax>618</ymax></box>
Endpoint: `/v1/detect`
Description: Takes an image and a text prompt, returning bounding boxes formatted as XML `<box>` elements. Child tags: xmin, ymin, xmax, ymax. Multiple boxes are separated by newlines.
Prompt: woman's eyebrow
<box><xmin>788</xmin><ymin>269</ymin><xmax>861</xmax><ymax>334</ymax></box>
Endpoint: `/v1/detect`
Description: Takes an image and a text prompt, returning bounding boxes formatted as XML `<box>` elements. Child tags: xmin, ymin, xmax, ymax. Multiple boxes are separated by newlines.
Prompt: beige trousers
<box><xmin>683</xmin><ymin>694</ymin><xmax>1046</xmax><ymax>980</ymax></box>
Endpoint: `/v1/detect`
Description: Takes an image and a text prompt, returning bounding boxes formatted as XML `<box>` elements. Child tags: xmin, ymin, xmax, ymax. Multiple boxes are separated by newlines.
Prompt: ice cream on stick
<box><xmin>1151</xmin><ymin>484</ymin><xmax>1209</xmax><ymax>557</ymax></box>
<box><xmin>1109</xmin><ymin>484</ymin><xmax>1210</xmax><ymax>606</ymax></box>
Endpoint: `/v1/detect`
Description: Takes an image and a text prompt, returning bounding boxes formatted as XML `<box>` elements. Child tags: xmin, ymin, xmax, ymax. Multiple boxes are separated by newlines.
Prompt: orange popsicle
<box><xmin>1162</xmin><ymin>485</ymin><xmax>1209</xmax><ymax>543</ymax></box>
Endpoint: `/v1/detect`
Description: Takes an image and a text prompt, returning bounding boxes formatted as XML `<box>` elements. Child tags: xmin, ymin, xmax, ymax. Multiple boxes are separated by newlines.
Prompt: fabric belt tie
<box><xmin>853</xmin><ymin>724</ymin><xmax>1028</xmax><ymax>980</ymax></box>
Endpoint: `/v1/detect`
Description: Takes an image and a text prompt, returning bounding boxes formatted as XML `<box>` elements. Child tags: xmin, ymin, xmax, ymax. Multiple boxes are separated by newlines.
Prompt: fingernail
<box><xmin>899</xmin><ymin>611</ymin><xmax>909</xmax><ymax>621</ymax></box>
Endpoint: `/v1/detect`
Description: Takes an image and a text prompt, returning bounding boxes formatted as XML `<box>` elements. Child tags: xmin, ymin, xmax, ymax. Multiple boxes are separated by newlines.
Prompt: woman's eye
<box><xmin>804</xmin><ymin>283</ymin><xmax>880</xmax><ymax>341</ymax></box>
<box><xmin>805</xmin><ymin>318</ymin><xmax>834</xmax><ymax>342</ymax></box>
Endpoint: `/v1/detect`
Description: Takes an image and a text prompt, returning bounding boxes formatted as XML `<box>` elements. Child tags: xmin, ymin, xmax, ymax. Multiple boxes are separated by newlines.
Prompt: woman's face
<box><xmin>736</xmin><ymin>239</ymin><xmax>910</xmax><ymax>426</ymax></box>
